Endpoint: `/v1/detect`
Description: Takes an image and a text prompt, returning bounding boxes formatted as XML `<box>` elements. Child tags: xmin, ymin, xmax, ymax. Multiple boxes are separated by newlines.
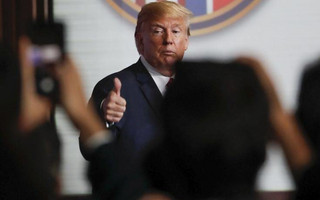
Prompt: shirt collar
<box><xmin>140</xmin><ymin>56</ymin><xmax>174</xmax><ymax>96</ymax></box>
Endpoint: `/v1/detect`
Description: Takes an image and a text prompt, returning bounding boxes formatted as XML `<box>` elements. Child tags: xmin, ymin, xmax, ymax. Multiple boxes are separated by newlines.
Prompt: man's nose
<box><xmin>163</xmin><ymin>31</ymin><xmax>173</xmax><ymax>45</ymax></box>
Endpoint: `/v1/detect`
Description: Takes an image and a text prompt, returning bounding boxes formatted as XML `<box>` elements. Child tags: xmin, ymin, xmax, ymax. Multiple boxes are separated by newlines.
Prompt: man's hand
<box><xmin>102</xmin><ymin>77</ymin><xmax>126</xmax><ymax>123</ymax></box>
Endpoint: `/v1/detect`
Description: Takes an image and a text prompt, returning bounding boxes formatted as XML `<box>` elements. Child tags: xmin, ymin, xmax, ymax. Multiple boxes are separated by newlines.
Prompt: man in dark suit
<box><xmin>87</xmin><ymin>60</ymin><xmax>163</xmax><ymax>159</ymax></box>
<box><xmin>81</xmin><ymin>1</ymin><xmax>193</xmax><ymax>160</ymax></box>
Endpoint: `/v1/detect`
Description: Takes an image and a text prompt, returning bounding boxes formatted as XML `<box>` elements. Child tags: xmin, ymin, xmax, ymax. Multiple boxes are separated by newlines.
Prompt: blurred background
<box><xmin>2</xmin><ymin>0</ymin><xmax>320</xmax><ymax>196</ymax></box>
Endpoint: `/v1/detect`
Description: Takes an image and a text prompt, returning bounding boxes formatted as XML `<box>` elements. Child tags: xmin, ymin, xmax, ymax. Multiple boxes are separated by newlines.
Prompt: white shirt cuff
<box><xmin>100</xmin><ymin>99</ymin><xmax>105</xmax><ymax>109</ymax></box>
<box><xmin>86</xmin><ymin>130</ymin><xmax>113</xmax><ymax>150</ymax></box>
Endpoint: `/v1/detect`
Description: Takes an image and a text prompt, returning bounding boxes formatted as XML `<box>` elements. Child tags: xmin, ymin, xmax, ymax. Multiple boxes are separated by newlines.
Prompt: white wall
<box><xmin>54</xmin><ymin>0</ymin><xmax>320</xmax><ymax>194</ymax></box>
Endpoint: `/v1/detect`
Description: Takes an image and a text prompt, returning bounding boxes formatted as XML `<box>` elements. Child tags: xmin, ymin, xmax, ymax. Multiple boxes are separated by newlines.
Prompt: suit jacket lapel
<box><xmin>134</xmin><ymin>59</ymin><xmax>163</xmax><ymax>119</ymax></box>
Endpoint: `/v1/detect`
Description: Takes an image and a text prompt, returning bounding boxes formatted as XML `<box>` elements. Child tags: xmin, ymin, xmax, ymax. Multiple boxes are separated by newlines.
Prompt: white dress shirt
<box><xmin>141</xmin><ymin>56</ymin><xmax>174</xmax><ymax>96</ymax></box>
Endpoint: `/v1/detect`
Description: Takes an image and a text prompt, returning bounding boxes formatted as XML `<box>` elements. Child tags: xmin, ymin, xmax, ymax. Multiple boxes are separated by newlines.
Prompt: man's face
<box><xmin>137</xmin><ymin>16</ymin><xmax>189</xmax><ymax>76</ymax></box>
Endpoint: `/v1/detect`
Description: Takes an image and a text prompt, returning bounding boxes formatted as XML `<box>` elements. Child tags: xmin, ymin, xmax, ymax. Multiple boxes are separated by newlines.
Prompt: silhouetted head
<box><xmin>145</xmin><ymin>60</ymin><xmax>272</xmax><ymax>200</ymax></box>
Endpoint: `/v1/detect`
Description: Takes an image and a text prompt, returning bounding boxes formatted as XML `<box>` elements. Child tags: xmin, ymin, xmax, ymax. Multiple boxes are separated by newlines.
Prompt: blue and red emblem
<box><xmin>106</xmin><ymin>0</ymin><xmax>261</xmax><ymax>36</ymax></box>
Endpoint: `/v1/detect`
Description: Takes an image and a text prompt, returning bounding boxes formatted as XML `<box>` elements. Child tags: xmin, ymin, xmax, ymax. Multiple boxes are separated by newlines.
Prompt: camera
<box><xmin>27</xmin><ymin>22</ymin><xmax>65</xmax><ymax>101</ymax></box>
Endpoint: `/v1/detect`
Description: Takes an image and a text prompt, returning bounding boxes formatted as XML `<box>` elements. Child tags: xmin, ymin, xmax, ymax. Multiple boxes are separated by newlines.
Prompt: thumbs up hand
<box><xmin>102</xmin><ymin>77</ymin><xmax>127</xmax><ymax>123</ymax></box>
<box><xmin>113</xmin><ymin>77</ymin><xmax>122</xmax><ymax>96</ymax></box>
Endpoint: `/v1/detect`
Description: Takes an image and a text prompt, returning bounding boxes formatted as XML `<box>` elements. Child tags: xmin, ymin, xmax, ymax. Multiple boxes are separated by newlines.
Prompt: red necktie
<box><xmin>166</xmin><ymin>77</ymin><xmax>174</xmax><ymax>89</ymax></box>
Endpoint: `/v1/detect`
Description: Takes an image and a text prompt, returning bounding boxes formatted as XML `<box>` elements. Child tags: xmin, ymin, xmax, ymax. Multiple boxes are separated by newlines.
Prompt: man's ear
<box><xmin>184</xmin><ymin>36</ymin><xmax>189</xmax><ymax>51</ymax></box>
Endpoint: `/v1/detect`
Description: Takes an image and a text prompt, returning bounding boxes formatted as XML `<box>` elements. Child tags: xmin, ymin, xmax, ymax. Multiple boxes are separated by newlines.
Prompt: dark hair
<box><xmin>295</xmin><ymin>58</ymin><xmax>320</xmax><ymax>200</ymax></box>
<box><xmin>145</xmin><ymin>60</ymin><xmax>271</xmax><ymax>199</ymax></box>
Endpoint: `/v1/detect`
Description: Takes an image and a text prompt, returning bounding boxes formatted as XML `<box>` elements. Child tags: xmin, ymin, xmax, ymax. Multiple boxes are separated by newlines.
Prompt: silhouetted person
<box><xmin>81</xmin><ymin>57</ymin><xmax>311</xmax><ymax>200</ymax></box>
<box><xmin>143</xmin><ymin>60</ymin><xmax>272</xmax><ymax>200</ymax></box>
<box><xmin>0</xmin><ymin>42</ymin><xmax>60</xmax><ymax>200</ymax></box>
<box><xmin>295</xmin><ymin>58</ymin><xmax>320</xmax><ymax>200</ymax></box>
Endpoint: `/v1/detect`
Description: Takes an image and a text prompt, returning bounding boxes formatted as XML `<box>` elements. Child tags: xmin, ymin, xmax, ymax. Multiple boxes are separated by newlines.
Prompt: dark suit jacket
<box><xmin>85</xmin><ymin>58</ymin><xmax>164</xmax><ymax>160</ymax></box>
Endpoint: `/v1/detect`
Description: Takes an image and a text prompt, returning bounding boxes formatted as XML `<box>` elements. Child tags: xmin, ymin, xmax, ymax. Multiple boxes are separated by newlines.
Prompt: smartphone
<box><xmin>27</xmin><ymin>22</ymin><xmax>65</xmax><ymax>100</ymax></box>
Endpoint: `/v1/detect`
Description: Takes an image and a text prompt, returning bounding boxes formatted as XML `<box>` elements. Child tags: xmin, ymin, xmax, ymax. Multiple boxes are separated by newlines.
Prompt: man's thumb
<box><xmin>113</xmin><ymin>77</ymin><xmax>122</xmax><ymax>96</ymax></box>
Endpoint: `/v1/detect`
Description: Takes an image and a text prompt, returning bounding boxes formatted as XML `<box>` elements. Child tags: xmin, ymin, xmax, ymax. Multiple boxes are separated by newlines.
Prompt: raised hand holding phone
<box><xmin>27</xmin><ymin>22</ymin><xmax>65</xmax><ymax>101</ymax></box>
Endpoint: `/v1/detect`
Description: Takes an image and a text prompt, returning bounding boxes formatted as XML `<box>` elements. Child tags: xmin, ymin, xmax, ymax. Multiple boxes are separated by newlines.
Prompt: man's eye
<box><xmin>153</xmin><ymin>29</ymin><xmax>164</xmax><ymax>34</ymax></box>
<box><xmin>172</xmin><ymin>30</ymin><xmax>181</xmax><ymax>34</ymax></box>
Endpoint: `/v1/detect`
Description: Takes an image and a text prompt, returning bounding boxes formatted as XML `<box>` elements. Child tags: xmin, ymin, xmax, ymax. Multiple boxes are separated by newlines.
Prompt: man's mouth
<box><xmin>162</xmin><ymin>51</ymin><xmax>175</xmax><ymax>56</ymax></box>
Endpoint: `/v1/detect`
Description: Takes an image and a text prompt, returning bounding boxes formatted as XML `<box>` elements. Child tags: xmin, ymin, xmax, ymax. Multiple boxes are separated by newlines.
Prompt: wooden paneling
<box><xmin>59</xmin><ymin>191</ymin><xmax>294</xmax><ymax>200</ymax></box>
<box><xmin>0</xmin><ymin>0</ymin><xmax>53</xmax><ymax>52</ymax></box>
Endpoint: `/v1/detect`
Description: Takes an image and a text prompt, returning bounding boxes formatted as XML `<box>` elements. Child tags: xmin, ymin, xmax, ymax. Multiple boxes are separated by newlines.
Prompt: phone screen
<box><xmin>28</xmin><ymin>22</ymin><xmax>64</xmax><ymax>66</ymax></box>
<box><xmin>29</xmin><ymin>44</ymin><xmax>62</xmax><ymax>67</ymax></box>
<box><xmin>27</xmin><ymin>22</ymin><xmax>65</xmax><ymax>100</ymax></box>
